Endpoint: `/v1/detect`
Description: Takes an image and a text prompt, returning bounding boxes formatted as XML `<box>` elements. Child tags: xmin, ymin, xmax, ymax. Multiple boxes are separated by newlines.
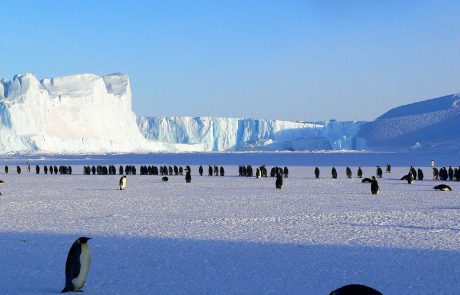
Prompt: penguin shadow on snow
<box><xmin>0</xmin><ymin>232</ymin><xmax>459</xmax><ymax>294</ymax></box>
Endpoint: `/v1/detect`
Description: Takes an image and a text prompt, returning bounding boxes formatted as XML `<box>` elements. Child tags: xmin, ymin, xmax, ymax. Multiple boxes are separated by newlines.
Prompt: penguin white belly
<box><xmin>72</xmin><ymin>244</ymin><xmax>91</xmax><ymax>290</ymax></box>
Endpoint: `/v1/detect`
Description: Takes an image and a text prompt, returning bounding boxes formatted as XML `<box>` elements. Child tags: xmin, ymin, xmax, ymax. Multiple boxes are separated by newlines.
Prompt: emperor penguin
<box><xmin>329</xmin><ymin>284</ymin><xmax>382</xmax><ymax>295</ymax></box>
<box><xmin>433</xmin><ymin>184</ymin><xmax>452</xmax><ymax>191</ymax></box>
<box><xmin>61</xmin><ymin>237</ymin><xmax>91</xmax><ymax>293</ymax></box>
<box><xmin>275</xmin><ymin>174</ymin><xmax>283</xmax><ymax>189</ymax></box>
<box><xmin>119</xmin><ymin>175</ymin><xmax>127</xmax><ymax>190</ymax></box>
<box><xmin>346</xmin><ymin>167</ymin><xmax>352</xmax><ymax>179</ymax></box>
<box><xmin>185</xmin><ymin>170</ymin><xmax>191</xmax><ymax>183</ymax></box>
<box><xmin>370</xmin><ymin>176</ymin><xmax>379</xmax><ymax>195</ymax></box>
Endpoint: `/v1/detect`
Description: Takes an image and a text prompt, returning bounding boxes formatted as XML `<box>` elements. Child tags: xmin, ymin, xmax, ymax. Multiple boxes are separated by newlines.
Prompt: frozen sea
<box><xmin>0</xmin><ymin>152</ymin><xmax>459</xmax><ymax>294</ymax></box>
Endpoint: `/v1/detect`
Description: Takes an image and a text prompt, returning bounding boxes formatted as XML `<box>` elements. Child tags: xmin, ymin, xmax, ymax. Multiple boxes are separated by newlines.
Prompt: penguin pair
<box><xmin>61</xmin><ymin>237</ymin><xmax>92</xmax><ymax>293</ymax></box>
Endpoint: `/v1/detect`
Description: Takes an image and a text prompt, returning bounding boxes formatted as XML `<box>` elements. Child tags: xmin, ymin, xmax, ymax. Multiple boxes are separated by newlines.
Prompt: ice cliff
<box><xmin>137</xmin><ymin>116</ymin><xmax>365</xmax><ymax>151</ymax></box>
<box><xmin>0</xmin><ymin>73</ymin><xmax>200</xmax><ymax>153</ymax></box>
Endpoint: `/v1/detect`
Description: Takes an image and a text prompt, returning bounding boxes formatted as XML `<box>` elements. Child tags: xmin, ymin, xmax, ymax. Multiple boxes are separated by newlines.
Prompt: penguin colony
<box><xmin>5</xmin><ymin>163</ymin><xmax>458</xmax><ymax>194</ymax></box>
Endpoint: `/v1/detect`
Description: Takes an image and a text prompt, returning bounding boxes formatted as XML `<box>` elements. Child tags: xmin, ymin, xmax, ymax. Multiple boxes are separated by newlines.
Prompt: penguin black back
<box><xmin>357</xmin><ymin>167</ymin><xmax>363</xmax><ymax>178</ymax></box>
<box><xmin>314</xmin><ymin>167</ymin><xmax>320</xmax><ymax>178</ymax></box>
<box><xmin>185</xmin><ymin>171</ymin><xmax>191</xmax><ymax>183</ymax></box>
<box><xmin>329</xmin><ymin>284</ymin><xmax>382</xmax><ymax>295</ymax></box>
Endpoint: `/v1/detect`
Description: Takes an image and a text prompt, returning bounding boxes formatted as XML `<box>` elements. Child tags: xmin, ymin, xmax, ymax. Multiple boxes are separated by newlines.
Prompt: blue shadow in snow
<box><xmin>0</xmin><ymin>232</ymin><xmax>459</xmax><ymax>294</ymax></box>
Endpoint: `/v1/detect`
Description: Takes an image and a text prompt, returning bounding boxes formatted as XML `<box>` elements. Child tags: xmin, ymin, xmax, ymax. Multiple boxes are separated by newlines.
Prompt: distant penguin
<box><xmin>417</xmin><ymin>168</ymin><xmax>424</xmax><ymax>181</ymax></box>
<box><xmin>314</xmin><ymin>167</ymin><xmax>320</xmax><ymax>179</ymax></box>
<box><xmin>346</xmin><ymin>167</ymin><xmax>352</xmax><ymax>179</ymax></box>
<box><xmin>275</xmin><ymin>174</ymin><xmax>283</xmax><ymax>189</ymax></box>
<box><xmin>376</xmin><ymin>166</ymin><xmax>383</xmax><ymax>178</ymax></box>
<box><xmin>386</xmin><ymin>163</ymin><xmax>391</xmax><ymax>173</ymax></box>
<box><xmin>4</xmin><ymin>165</ymin><xmax>8</xmax><ymax>174</ymax></box>
<box><xmin>162</xmin><ymin>176</ymin><xmax>169</xmax><ymax>182</ymax></box>
<box><xmin>220</xmin><ymin>166</ymin><xmax>225</xmax><ymax>177</ymax></box>
<box><xmin>362</xmin><ymin>177</ymin><xmax>372</xmax><ymax>183</ymax></box>
<box><xmin>283</xmin><ymin>166</ymin><xmax>289</xmax><ymax>178</ymax></box>
<box><xmin>407</xmin><ymin>171</ymin><xmax>414</xmax><ymax>184</ymax></box>
<box><xmin>433</xmin><ymin>184</ymin><xmax>452</xmax><ymax>191</ymax></box>
<box><xmin>371</xmin><ymin>176</ymin><xmax>379</xmax><ymax>195</ymax></box>
<box><xmin>185</xmin><ymin>171</ymin><xmax>191</xmax><ymax>183</ymax></box>
<box><xmin>61</xmin><ymin>237</ymin><xmax>91</xmax><ymax>293</ymax></box>
<box><xmin>36</xmin><ymin>165</ymin><xmax>40</xmax><ymax>174</ymax></box>
<box><xmin>44</xmin><ymin>166</ymin><xmax>48</xmax><ymax>174</ymax></box>
<box><xmin>199</xmin><ymin>165</ymin><xmax>203</xmax><ymax>176</ymax></box>
<box><xmin>331</xmin><ymin>167</ymin><xmax>337</xmax><ymax>179</ymax></box>
<box><xmin>410</xmin><ymin>166</ymin><xmax>417</xmax><ymax>180</ymax></box>
<box><xmin>208</xmin><ymin>166</ymin><xmax>213</xmax><ymax>176</ymax></box>
<box><xmin>357</xmin><ymin>167</ymin><xmax>363</xmax><ymax>178</ymax></box>
<box><xmin>256</xmin><ymin>168</ymin><xmax>261</xmax><ymax>179</ymax></box>
<box><xmin>119</xmin><ymin>175</ymin><xmax>127</xmax><ymax>190</ymax></box>
<box><xmin>17</xmin><ymin>166</ymin><xmax>21</xmax><ymax>174</ymax></box>
<box><xmin>329</xmin><ymin>284</ymin><xmax>383</xmax><ymax>295</ymax></box>
<box><xmin>448</xmin><ymin>166</ymin><xmax>454</xmax><ymax>181</ymax></box>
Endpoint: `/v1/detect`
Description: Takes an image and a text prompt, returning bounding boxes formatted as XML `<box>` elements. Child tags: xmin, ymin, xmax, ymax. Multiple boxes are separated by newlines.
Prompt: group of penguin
<box><xmin>62</xmin><ymin>237</ymin><xmax>382</xmax><ymax>294</ymax></box>
<box><xmin>399</xmin><ymin>166</ymin><xmax>453</xmax><ymax>191</ymax></box>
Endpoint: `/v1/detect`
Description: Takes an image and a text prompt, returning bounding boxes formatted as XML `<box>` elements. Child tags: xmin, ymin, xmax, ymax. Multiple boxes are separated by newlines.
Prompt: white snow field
<box><xmin>0</xmin><ymin>164</ymin><xmax>459</xmax><ymax>294</ymax></box>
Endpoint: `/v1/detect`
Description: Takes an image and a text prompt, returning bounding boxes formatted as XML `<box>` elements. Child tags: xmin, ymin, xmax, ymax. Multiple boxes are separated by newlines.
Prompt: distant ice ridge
<box><xmin>357</xmin><ymin>94</ymin><xmax>460</xmax><ymax>151</ymax></box>
<box><xmin>137</xmin><ymin>116</ymin><xmax>365</xmax><ymax>151</ymax></box>
<box><xmin>0</xmin><ymin>73</ymin><xmax>202</xmax><ymax>153</ymax></box>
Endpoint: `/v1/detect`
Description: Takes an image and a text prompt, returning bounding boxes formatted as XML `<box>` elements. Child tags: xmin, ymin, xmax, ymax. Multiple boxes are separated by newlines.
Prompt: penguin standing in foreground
<box><xmin>275</xmin><ymin>174</ymin><xmax>283</xmax><ymax>189</ymax></box>
<box><xmin>61</xmin><ymin>237</ymin><xmax>91</xmax><ymax>293</ymax></box>
<box><xmin>119</xmin><ymin>175</ymin><xmax>127</xmax><ymax>190</ymax></box>
<box><xmin>370</xmin><ymin>176</ymin><xmax>379</xmax><ymax>195</ymax></box>
<box><xmin>329</xmin><ymin>284</ymin><xmax>382</xmax><ymax>295</ymax></box>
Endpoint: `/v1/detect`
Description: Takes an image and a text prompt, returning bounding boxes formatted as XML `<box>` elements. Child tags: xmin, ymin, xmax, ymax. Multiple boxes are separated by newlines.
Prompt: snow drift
<box><xmin>357</xmin><ymin>94</ymin><xmax>460</xmax><ymax>151</ymax></box>
<box><xmin>137</xmin><ymin>116</ymin><xmax>365</xmax><ymax>151</ymax></box>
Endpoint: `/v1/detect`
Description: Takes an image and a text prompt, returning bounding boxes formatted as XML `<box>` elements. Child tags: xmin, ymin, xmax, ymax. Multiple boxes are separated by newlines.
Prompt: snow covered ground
<box><xmin>0</xmin><ymin>160</ymin><xmax>459</xmax><ymax>294</ymax></box>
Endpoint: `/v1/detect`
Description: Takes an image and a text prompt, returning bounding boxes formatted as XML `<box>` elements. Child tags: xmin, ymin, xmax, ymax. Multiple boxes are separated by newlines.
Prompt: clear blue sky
<box><xmin>1</xmin><ymin>0</ymin><xmax>460</xmax><ymax>121</ymax></box>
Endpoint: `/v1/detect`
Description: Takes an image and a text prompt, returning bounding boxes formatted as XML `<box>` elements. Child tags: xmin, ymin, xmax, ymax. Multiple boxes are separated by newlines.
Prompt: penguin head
<box><xmin>78</xmin><ymin>237</ymin><xmax>92</xmax><ymax>244</ymax></box>
<box><xmin>372</xmin><ymin>176</ymin><xmax>376</xmax><ymax>180</ymax></box>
